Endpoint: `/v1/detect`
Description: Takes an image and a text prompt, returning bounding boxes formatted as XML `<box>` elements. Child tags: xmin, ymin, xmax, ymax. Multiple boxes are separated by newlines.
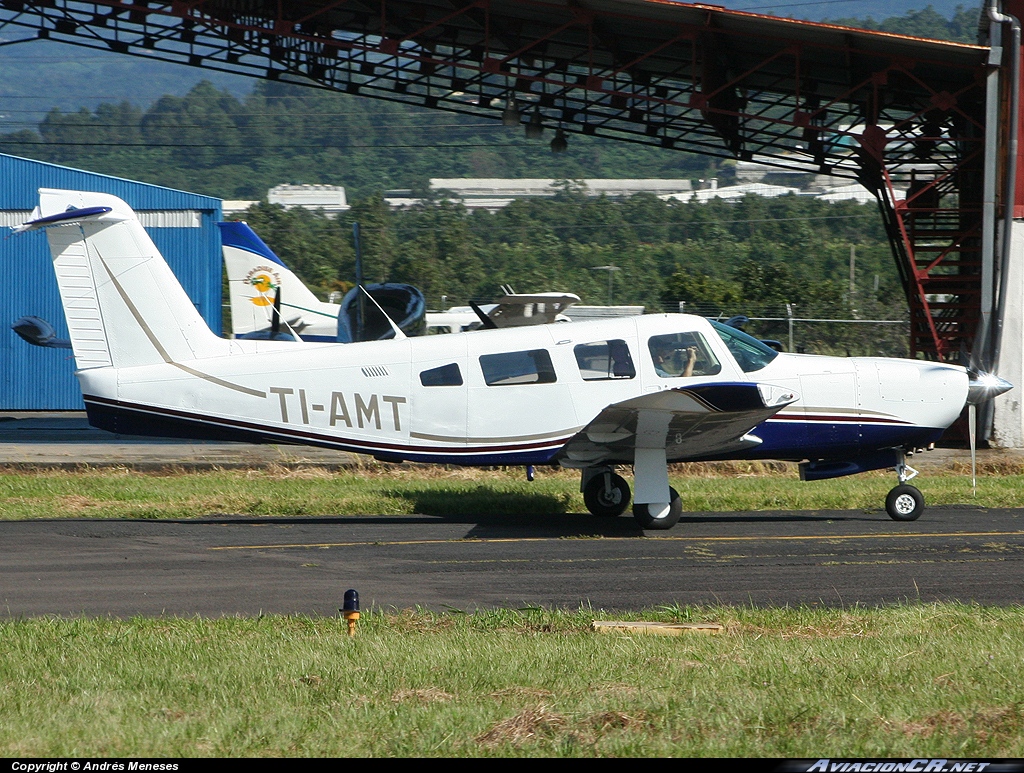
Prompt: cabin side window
<box><xmin>648</xmin><ymin>332</ymin><xmax>722</xmax><ymax>378</ymax></box>
<box><xmin>480</xmin><ymin>349</ymin><xmax>557</xmax><ymax>386</ymax></box>
<box><xmin>709</xmin><ymin>320</ymin><xmax>779</xmax><ymax>373</ymax></box>
<box><xmin>420</xmin><ymin>363</ymin><xmax>463</xmax><ymax>386</ymax></box>
<box><xmin>574</xmin><ymin>340</ymin><xmax>636</xmax><ymax>381</ymax></box>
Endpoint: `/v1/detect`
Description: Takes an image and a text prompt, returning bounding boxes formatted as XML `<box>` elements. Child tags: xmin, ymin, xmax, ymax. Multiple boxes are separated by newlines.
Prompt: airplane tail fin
<box><xmin>20</xmin><ymin>189</ymin><xmax>228</xmax><ymax>369</ymax></box>
<box><xmin>219</xmin><ymin>221</ymin><xmax>338</xmax><ymax>337</ymax></box>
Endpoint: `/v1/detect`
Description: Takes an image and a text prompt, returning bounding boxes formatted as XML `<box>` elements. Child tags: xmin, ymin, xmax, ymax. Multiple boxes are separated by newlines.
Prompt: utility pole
<box><xmin>849</xmin><ymin>245</ymin><xmax>856</xmax><ymax>298</ymax></box>
<box><xmin>590</xmin><ymin>265</ymin><xmax>621</xmax><ymax>305</ymax></box>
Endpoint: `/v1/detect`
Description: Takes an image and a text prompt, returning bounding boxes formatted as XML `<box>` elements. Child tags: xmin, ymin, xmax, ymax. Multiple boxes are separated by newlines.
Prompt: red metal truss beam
<box><xmin>0</xmin><ymin>0</ymin><xmax>995</xmax><ymax>360</ymax></box>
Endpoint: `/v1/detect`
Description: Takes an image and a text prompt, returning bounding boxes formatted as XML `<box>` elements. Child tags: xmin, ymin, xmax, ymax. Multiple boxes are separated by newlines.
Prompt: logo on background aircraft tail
<box><xmin>218</xmin><ymin>221</ymin><xmax>339</xmax><ymax>340</ymax></box>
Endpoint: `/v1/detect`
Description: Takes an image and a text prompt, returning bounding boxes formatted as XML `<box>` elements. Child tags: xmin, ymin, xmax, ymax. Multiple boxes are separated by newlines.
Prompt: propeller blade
<box><xmin>271</xmin><ymin>287</ymin><xmax>281</xmax><ymax>337</ymax></box>
<box><xmin>969</xmin><ymin>402</ymin><xmax>977</xmax><ymax>497</ymax></box>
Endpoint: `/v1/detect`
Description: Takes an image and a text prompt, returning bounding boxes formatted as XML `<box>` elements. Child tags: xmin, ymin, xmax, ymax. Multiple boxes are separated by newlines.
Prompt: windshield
<box><xmin>709</xmin><ymin>320</ymin><xmax>779</xmax><ymax>373</ymax></box>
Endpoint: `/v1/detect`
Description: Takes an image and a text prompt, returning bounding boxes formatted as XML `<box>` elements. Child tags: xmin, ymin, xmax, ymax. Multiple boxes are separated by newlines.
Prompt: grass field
<box><xmin>1</xmin><ymin>458</ymin><xmax>1023</xmax><ymax>520</ymax></box>
<box><xmin>2</xmin><ymin>605</ymin><xmax>1023</xmax><ymax>757</ymax></box>
<box><xmin>2</xmin><ymin>462</ymin><xmax>1023</xmax><ymax>757</ymax></box>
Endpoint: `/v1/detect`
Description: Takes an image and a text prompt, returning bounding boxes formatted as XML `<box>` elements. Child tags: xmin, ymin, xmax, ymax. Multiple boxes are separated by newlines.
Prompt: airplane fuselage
<box><xmin>78</xmin><ymin>313</ymin><xmax>967</xmax><ymax>467</ymax></box>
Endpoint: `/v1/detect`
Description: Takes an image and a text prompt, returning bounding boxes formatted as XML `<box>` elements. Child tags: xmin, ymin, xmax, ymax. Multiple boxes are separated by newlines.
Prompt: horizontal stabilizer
<box><xmin>10</xmin><ymin>316</ymin><xmax>72</xmax><ymax>349</ymax></box>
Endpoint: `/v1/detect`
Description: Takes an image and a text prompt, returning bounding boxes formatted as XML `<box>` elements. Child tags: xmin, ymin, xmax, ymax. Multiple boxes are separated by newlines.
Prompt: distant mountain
<box><xmin>714</xmin><ymin>1</ymin><xmax>979</xmax><ymax>23</ymax></box>
<box><xmin>0</xmin><ymin>39</ymin><xmax>252</xmax><ymax>127</ymax></box>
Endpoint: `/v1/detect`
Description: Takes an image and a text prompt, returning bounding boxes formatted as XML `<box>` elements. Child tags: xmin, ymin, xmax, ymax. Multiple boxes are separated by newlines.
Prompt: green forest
<box><xmin>0</xmin><ymin>5</ymin><xmax>978</xmax><ymax>355</ymax></box>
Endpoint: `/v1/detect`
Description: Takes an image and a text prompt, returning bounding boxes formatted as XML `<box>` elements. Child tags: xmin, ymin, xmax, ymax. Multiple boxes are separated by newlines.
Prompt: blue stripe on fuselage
<box><xmin>84</xmin><ymin>397</ymin><xmax>948</xmax><ymax>468</ymax></box>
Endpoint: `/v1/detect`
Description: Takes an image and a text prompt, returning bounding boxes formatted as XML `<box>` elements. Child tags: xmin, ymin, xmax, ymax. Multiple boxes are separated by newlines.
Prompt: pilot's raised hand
<box><xmin>683</xmin><ymin>346</ymin><xmax>698</xmax><ymax>377</ymax></box>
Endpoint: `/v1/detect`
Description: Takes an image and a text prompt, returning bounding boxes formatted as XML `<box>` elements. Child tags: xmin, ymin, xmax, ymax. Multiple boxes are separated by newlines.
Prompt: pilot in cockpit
<box><xmin>651</xmin><ymin>337</ymin><xmax>698</xmax><ymax>378</ymax></box>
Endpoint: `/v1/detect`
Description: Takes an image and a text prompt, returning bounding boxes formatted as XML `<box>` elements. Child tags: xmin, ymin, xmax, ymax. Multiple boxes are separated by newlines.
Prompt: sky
<box><xmin>686</xmin><ymin>0</ymin><xmax>975</xmax><ymax>22</ymax></box>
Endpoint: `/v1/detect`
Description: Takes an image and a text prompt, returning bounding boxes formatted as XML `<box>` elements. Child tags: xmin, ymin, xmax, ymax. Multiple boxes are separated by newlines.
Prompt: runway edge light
<box><xmin>342</xmin><ymin>589</ymin><xmax>360</xmax><ymax>638</ymax></box>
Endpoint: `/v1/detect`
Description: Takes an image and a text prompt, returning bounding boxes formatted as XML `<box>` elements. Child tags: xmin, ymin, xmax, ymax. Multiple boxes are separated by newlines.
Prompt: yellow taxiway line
<box><xmin>208</xmin><ymin>530</ymin><xmax>1024</xmax><ymax>551</ymax></box>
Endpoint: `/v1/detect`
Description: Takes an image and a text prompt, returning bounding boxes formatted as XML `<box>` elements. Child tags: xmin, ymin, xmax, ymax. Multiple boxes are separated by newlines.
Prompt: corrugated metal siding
<box><xmin>0</xmin><ymin>153</ymin><xmax>222</xmax><ymax>410</ymax></box>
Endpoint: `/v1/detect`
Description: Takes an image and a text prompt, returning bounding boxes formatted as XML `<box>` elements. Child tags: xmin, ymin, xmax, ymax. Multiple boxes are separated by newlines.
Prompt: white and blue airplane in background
<box><xmin>220</xmin><ymin>220</ymin><xmax>580</xmax><ymax>340</ymax></box>
<box><xmin>17</xmin><ymin>189</ymin><xmax>1012</xmax><ymax>529</ymax></box>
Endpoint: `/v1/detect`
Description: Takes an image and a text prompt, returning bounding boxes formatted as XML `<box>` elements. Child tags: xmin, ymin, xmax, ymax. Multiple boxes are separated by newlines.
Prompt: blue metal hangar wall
<box><xmin>0</xmin><ymin>153</ymin><xmax>223</xmax><ymax>410</ymax></box>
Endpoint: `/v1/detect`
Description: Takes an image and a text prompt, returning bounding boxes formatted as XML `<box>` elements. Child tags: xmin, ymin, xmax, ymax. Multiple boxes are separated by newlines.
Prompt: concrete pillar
<box><xmin>991</xmin><ymin>219</ymin><xmax>1024</xmax><ymax>447</ymax></box>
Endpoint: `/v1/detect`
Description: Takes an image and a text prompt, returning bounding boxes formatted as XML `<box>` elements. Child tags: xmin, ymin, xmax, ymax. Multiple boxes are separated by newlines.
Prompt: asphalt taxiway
<box><xmin>4</xmin><ymin>506</ymin><xmax>1024</xmax><ymax>616</ymax></box>
<box><xmin>3</xmin><ymin>413</ymin><xmax>1023</xmax><ymax>615</ymax></box>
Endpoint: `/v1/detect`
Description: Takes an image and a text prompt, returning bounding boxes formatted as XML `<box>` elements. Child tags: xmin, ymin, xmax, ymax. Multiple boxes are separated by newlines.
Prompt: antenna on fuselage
<box><xmin>359</xmin><ymin>285</ymin><xmax>408</xmax><ymax>340</ymax></box>
<box><xmin>469</xmin><ymin>301</ymin><xmax>499</xmax><ymax>330</ymax></box>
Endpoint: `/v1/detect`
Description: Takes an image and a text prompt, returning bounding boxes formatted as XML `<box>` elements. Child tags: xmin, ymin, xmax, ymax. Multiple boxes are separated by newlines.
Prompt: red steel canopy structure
<box><xmin>0</xmin><ymin>1</ymin><xmax>1011</xmax><ymax>363</ymax></box>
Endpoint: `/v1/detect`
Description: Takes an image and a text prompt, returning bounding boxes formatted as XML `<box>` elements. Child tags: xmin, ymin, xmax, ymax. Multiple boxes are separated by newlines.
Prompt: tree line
<box><xmin>237</xmin><ymin>187</ymin><xmax>908</xmax><ymax>357</ymax></box>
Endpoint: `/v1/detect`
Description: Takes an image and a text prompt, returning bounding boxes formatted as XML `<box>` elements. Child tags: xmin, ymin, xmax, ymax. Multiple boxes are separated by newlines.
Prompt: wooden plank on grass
<box><xmin>592</xmin><ymin>621</ymin><xmax>723</xmax><ymax>635</ymax></box>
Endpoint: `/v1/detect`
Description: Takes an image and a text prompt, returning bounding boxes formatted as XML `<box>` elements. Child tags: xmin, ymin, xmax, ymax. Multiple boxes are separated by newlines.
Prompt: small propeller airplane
<box><xmin>16</xmin><ymin>189</ymin><xmax>1013</xmax><ymax>529</ymax></box>
<box><xmin>220</xmin><ymin>220</ymin><xmax>580</xmax><ymax>339</ymax></box>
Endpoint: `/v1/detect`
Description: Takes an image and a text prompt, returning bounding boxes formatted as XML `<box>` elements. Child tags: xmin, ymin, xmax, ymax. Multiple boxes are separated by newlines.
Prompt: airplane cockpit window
<box><xmin>648</xmin><ymin>333</ymin><xmax>722</xmax><ymax>378</ymax></box>
<box><xmin>709</xmin><ymin>320</ymin><xmax>779</xmax><ymax>373</ymax></box>
<box><xmin>574</xmin><ymin>340</ymin><xmax>636</xmax><ymax>381</ymax></box>
<box><xmin>480</xmin><ymin>349</ymin><xmax>557</xmax><ymax>386</ymax></box>
<box><xmin>420</xmin><ymin>363</ymin><xmax>464</xmax><ymax>387</ymax></box>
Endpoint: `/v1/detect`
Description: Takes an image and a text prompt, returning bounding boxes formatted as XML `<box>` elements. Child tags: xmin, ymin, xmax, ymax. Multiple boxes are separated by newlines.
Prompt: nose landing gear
<box><xmin>886</xmin><ymin>453</ymin><xmax>924</xmax><ymax>521</ymax></box>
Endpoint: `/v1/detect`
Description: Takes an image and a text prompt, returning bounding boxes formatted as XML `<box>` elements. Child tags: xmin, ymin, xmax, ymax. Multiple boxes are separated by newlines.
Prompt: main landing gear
<box><xmin>582</xmin><ymin>468</ymin><xmax>631</xmax><ymax>517</ymax></box>
<box><xmin>581</xmin><ymin>466</ymin><xmax>682</xmax><ymax>530</ymax></box>
<box><xmin>886</xmin><ymin>453</ymin><xmax>924</xmax><ymax>521</ymax></box>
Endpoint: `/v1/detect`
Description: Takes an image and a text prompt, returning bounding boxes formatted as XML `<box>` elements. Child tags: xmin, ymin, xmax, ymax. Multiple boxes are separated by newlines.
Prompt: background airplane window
<box><xmin>480</xmin><ymin>349</ymin><xmax>557</xmax><ymax>386</ymax></box>
<box><xmin>574</xmin><ymin>340</ymin><xmax>636</xmax><ymax>380</ymax></box>
<box><xmin>709</xmin><ymin>320</ymin><xmax>779</xmax><ymax>373</ymax></box>
<box><xmin>648</xmin><ymin>333</ymin><xmax>722</xmax><ymax>378</ymax></box>
<box><xmin>419</xmin><ymin>363</ymin><xmax>463</xmax><ymax>386</ymax></box>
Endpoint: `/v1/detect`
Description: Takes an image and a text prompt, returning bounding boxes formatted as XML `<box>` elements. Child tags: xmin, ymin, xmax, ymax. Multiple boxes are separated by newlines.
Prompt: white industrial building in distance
<box><xmin>223</xmin><ymin>183</ymin><xmax>350</xmax><ymax>217</ymax></box>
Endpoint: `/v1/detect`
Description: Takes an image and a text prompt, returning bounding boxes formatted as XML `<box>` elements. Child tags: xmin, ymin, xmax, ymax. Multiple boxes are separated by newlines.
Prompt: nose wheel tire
<box><xmin>886</xmin><ymin>484</ymin><xmax>924</xmax><ymax>521</ymax></box>
<box><xmin>583</xmin><ymin>472</ymin><xmax>631</xmax><ymax>517</ymax></box>
<box><xmin>633</xmin><ymin>487</ymin><xmax>682</xmax><ymax>530</ymax></box>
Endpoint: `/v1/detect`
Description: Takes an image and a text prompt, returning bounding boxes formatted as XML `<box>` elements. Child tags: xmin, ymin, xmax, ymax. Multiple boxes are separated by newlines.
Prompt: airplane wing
<box><xmin>487</xmin><ymin>292</ymin><xmax>580</xmax><ymax>327</ymax></box>
<box><xmin>556</xmin><ymin>382</ymin><xmax>798</xmax><ymax>466</ymax></box>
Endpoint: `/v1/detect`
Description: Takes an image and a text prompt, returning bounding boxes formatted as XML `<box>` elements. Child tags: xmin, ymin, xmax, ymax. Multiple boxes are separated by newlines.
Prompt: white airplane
<box><xmin>219</xmin><ymin>221</ymin><xmax>340</xmax><ymax>342</ymax></box>
<box><xmin>219</xmin><ymin>221</ymin><xmax>579</xmax><ymax>339</ymax></box>
<box><xmin>18</xmin><ymin>189</ymin><xmax>1012</xmax><ymax>529</ymax></box>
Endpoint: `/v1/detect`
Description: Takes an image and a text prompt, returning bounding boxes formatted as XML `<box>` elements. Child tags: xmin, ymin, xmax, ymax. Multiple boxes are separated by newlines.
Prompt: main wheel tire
<box><xmin>583</xmin><ymin>472</ymin><xmax>631</xmax><ymax>517</ymax></box>
<box><xmin>886</xmin><ymin>484</ymin><xmax>925</xmax><ymax>521</ymax></box>
<box><xmin>632</xmin><ymin>487</ymin><xmax>682</xmax><ymax>530</ymax></box>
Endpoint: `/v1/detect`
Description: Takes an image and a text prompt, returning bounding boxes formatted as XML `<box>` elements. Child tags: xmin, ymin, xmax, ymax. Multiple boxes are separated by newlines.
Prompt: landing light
<box><xmin>525</xmin><ymin>109</ymin><xmax>544</xmax><ymax>139</ymax></box>
<box><xmin>341</xmin><ymin>589</ymin><xmax>360</xmax><ymax>638</ymax></box>
<box><xmin>550</xmin><ymin>127</ymin><xmax>568</xmax><ymax>153</ymax></box>
<box><xmin>501</xmin><ymin>96</ymin><xmax>521</xmax><ymax>127</ymax></box>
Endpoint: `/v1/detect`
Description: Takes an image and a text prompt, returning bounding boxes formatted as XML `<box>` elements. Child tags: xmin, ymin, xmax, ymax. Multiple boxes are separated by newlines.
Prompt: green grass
<box><xmin>3</xmin><ymin>463</ymin><xmax>1022</xmax><ymax>757</ymax></box>
<box><xmin>2</xmin><ymin>605</ymin><xmax>1023</xmax><ymax>757</ymax></box>
<box><xmin>0</xmin><ymin>460</ymin><xmax>1020</xmax><ymax>520</ymax></box>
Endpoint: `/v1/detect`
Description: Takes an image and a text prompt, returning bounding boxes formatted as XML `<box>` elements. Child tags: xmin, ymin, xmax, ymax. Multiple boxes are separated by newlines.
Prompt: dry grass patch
<box><xmin>475</xmin><ymin>706</ymin><xmax>568</xmax><ymax>746</ymax></box>
<box><xmin>892</xmin><ymin>709</ymin><xmax>967</xmax><ymax>739</ymax></box>
<box><xmin>391</xmin><ymin>687</ymin><xmax>455</xmax><ymax>704</ymax></box>
<box><xmin>490</xmin><ymin>687</ymin><xmax>555</xmax><ymax>701</ymax></box>
<box><xmin>585</xmin><ymin>710</ymin><xmax>650</xmax><ymax>732</ymax></box>
<box><xmin>56</xmin><ymin>494</ymin><xmax>104</xmax><ymax>511</ymax></box>
<box><xmin>886</xmin><ymin>705</ymin><xmax>1024</xmax><ymax>743</ymax></box>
